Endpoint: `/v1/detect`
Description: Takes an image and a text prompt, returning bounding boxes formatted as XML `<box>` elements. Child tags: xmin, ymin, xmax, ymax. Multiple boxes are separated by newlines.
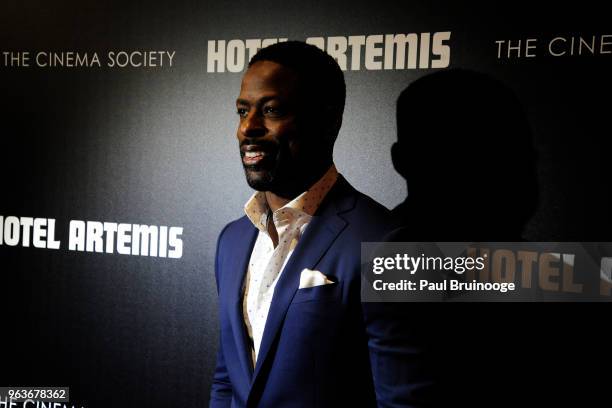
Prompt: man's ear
<box><xmin>329</xmin><ymin>113</ymin><xmax>342</xmax><ymax>141</ymax></box>
<box><xmin>391</xmin><ymin>142</ymin><xmax>407</xmax><ymax>179</ymax></box>
<box><xmin>322</xmin><ymin>107</ymin><xmax>342</xmax><ymax>143</ymax></box>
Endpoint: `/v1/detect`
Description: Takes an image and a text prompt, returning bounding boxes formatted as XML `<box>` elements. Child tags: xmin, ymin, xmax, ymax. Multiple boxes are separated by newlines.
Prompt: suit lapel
<box><xmin>250</xmin><ymin>177</ymin><xmax>356</xmax><ymax>388</ymax></box>
<box><xmin>226</xmin><ymin>220</ymin><xmax>258</xmax><ymax>381</ymax></box>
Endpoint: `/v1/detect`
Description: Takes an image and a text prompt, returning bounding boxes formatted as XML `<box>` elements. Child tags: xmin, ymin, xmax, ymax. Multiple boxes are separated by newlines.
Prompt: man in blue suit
<box><xmin>210</xmin><ymin>41</ymin><xmax>432</xmax><ymax>407</ymax></box>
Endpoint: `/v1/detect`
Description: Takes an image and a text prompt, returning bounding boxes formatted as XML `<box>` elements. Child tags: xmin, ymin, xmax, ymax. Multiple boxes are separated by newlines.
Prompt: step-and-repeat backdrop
<box><xmin>1</xmin><ymin>1</ymin><xmax>609</xmax><ymax>406</ymax></box>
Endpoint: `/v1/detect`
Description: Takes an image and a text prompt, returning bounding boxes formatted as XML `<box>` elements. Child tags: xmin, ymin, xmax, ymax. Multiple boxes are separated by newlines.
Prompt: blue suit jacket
<box><xmin>210</xmin><ymin>177</ymin><xmax>433</xmax><ymax>407</ymax></box>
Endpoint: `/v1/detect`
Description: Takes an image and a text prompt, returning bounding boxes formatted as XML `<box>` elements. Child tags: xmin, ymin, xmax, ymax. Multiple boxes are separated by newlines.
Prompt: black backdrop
<box><xmin>1</xmin><ymin>1</ymin><xmax>610</xmax><ymax>407</ymax></box>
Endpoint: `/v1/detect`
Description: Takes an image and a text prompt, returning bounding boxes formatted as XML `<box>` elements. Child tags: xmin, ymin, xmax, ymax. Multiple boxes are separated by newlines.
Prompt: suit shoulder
<box><xmin>215</xmin><ymin>216</ymin><xmax>253</xmax><ymax>282</ymax></box>
<box><xmin>354</xmin><ymin>190</ymin><xmax>391</xmax><ymax>218</ymax></box>
<box><xmin>217</xmin><ymin>215</ymin><xmax>252</xmax><ymax>245</ymax></box>
<box><xmin>346</xmin><ymin>189</ymin><xmax>394</xmax><ymax>241</ymax></box>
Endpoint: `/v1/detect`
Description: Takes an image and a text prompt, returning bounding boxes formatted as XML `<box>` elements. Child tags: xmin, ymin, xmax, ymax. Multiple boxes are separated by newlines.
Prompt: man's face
<box><xmin>236</xmin><ymin>60</ymin><xmax>323</xmax><ymax>196</ymax></box>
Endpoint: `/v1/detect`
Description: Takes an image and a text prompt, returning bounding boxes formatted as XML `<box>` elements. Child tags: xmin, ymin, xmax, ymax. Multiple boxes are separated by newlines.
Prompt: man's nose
<box><xmin>240</xmin><ymin>111</ymin><xmax>266</xmax><ymax>138</ymax></box>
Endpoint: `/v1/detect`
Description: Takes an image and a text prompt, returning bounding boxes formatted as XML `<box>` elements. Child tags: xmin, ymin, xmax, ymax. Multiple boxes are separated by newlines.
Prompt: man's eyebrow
<box><xmin>236</xmin><ymin>96</ymin><xmax>279</xmax><ymax>106</ymax></box>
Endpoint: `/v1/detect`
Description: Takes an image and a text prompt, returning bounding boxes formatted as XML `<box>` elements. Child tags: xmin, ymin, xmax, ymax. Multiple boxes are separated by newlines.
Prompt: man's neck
<box><xmin>265</xmin><ymin>162</ymin><xmax>334</xmax><ymax>211</ymax></box>
<box><xmin>264</xmin><ymin>191</ymin><xmax>291</xmax><ymax>213</ymax></box>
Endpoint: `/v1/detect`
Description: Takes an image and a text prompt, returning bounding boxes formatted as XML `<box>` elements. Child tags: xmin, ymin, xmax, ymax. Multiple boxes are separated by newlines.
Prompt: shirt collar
<box><xmin>244</xmin><ymin>165</ymin><xmax>339</xmax><ymax>231</ymax></box>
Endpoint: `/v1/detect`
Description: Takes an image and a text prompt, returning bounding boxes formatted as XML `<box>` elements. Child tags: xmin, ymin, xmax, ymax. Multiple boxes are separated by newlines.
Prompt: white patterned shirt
<box><xmin>242</xmin><ymin>165</ymin><xmax>339</xmax><ymax>366</ymax></box>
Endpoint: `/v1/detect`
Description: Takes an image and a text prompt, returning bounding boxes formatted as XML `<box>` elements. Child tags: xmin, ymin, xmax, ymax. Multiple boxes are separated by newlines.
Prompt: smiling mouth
<box><xmin>242</xmin><ymin>150</ymin><xmax>267</xmax><ymax>166</ymax></box>
<box><xmin>241</xmin><ymin>142</ymin><xmax>278</xmax><ymax>167</ymax></box>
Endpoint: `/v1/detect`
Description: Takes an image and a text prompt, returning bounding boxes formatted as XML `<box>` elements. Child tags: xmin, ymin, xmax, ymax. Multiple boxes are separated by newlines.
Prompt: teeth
<box><xmin>245</xmin><ymin>151</ymin><xmax>263</xmax><ymax>158</ymax></box>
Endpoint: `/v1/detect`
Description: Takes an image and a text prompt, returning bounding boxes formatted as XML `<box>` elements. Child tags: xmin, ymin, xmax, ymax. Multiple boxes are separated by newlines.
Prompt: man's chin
<box><xmin>244</xmin><ymin>168</ymin><xmax>275</xmax><ymax>191</ymax></box>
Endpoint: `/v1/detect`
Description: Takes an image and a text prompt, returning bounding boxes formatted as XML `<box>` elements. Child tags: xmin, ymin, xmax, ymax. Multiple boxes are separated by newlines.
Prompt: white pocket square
<box><xmin>299</xmin><ymin>268</ymin><xmax>335</xmax><ymax>289</ymax></box>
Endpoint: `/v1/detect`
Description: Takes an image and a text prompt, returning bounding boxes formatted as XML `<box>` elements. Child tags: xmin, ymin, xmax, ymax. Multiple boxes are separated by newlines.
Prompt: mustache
<box><xmin>239</xmin><ymin>139</ymin><xmax>280</xmax><ymax>158</ymax></box>
<box><xmin>240</xmin><ymin>139</ymin><xmax>278</xmax><ymax>149</ymax></box>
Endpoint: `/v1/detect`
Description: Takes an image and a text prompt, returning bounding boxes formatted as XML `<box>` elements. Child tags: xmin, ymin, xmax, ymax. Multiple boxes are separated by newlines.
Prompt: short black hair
<box><xmin>249</xmin><ymin>41</ymin><xmax>346</xmax><ymax>136</ymax></box>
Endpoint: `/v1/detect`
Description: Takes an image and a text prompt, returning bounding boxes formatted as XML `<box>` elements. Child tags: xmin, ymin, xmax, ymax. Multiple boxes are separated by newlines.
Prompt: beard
<box><xmin>241</xmin><ymin>140</ymin><xmax>285</xmax><ymax>192</ymax></box>
<box><xmin>244</xmin><ymin>163</ymin><xmax>277</xmax><ymax>191</ymax></box>
<box><xmin>240</xmin><ymin>137</ymin><xmax>325</xmax><ymax>198</ymax></box>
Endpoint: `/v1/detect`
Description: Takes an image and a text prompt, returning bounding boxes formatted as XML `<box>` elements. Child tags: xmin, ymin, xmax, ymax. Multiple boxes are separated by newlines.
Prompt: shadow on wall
<box><xmin>390</xmin><ymin>68</ymin><xmax>538</xmax><ymax>241</ymax></box>
<box><xmin>384</xmin><ymin>69</ymin><xmax>611</xmax><ymax>407</ymax></box>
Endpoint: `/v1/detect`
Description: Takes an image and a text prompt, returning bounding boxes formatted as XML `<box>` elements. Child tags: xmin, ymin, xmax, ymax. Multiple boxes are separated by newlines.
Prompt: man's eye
<box><xmin>263</xmin><ymin>106</ymin><xmax>281</xmax><ymax>115</ymax></box>
<box><xmin>237</xmin><ymin>108</ymin><xmax>248</xmax><ymax>117</ymax></box>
